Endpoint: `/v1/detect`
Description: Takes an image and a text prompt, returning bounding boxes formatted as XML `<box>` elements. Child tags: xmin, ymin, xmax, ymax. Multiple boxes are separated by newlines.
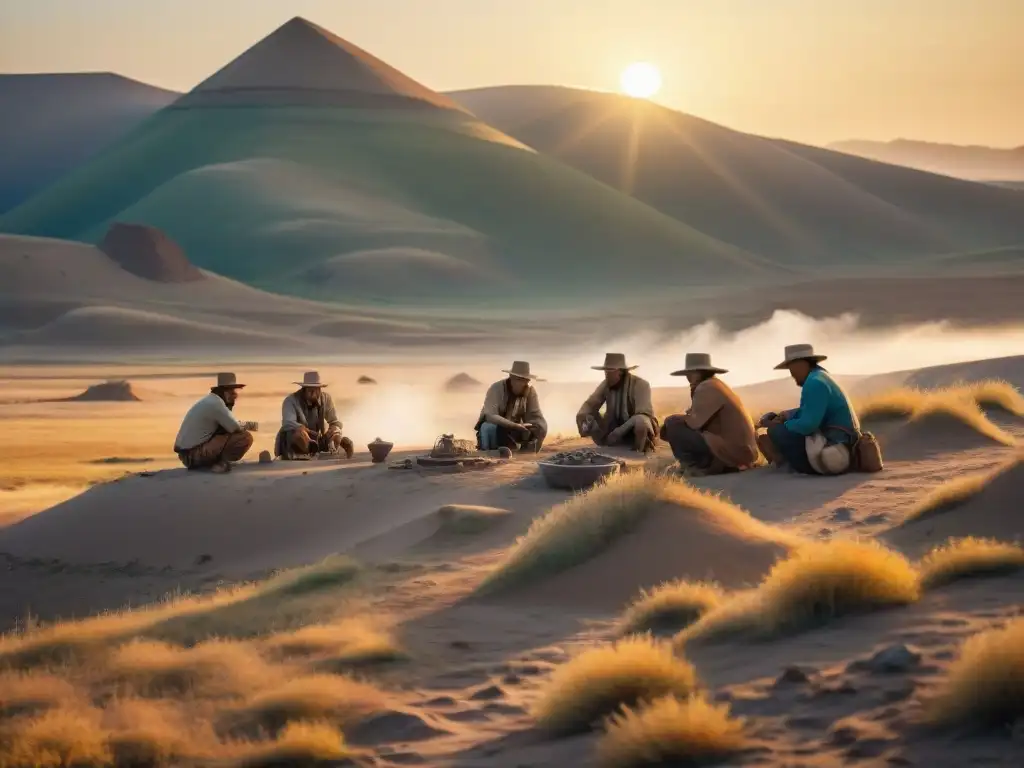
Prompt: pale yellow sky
<box><xmin>1</xmin><ymin>0</ymin><xmax>1021</xmax><ymax>147</ymax></box>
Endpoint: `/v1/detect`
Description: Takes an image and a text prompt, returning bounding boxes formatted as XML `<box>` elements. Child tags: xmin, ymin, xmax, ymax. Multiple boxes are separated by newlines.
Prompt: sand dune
<box><xmin>0</xmin><ymin>73</ymin><xmax>178</xmax><ymax>213</ymax></box>
<box><xmin>829</xmin><ymin>138</ymin><xmax>1024</xmax><ymax>182</ymax></box>
<box><xmin>451</xmin><ymin>86</ymin><xmax>1024</xmax><ymax>267</ymax></box>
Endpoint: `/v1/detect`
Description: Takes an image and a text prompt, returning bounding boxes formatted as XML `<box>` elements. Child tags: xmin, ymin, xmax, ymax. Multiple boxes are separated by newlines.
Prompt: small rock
<box><xmin>775</xmin><ymin>665</ymin><xmax>812</xmax><ymax>685</ymax></box>
<box><xmin>258</xmin><ymin>450</ymin><xmax>272</xmax><ymax>464</ymax></box>
<box><xmin>469</xmin><ymin>684</ymin><xmax>504</xmax><ymax>701</ymax></box>
<box><xmin>862</xmin><ymin>513</ymin><xmax>889</xmax><ymax>524</ymax></box>
<box><xmin>830</xmin><ymin>506</ymin><xmax>854</xmax><ymax>522</ymax></box>
<box><xmin>829</xmin><ymin>725</ymin><xmax>860</xmax><ymax>746</ymax></box>
<box><xmin>853</xmin><ymin>643</ymin><xmax>922</xmax><ymax>674</ymax></box>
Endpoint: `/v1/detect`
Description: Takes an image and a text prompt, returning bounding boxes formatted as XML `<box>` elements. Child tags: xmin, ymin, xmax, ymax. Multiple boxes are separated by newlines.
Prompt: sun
<box><xmin>620</xmin><ymin>62</ymin><xmax>662</xmax><ymax>99</ymax></box>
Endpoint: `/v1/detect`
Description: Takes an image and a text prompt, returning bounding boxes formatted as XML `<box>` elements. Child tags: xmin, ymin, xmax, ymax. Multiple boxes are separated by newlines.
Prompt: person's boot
<box><xmin>339</xmin><ymin>436</ymin><xmax>354</xmax><ymax>459</ymax></box>
<box><xmin>209</xmin><ymin>461</ymin><xmax>231</xmax><ymax>474</ymax></box>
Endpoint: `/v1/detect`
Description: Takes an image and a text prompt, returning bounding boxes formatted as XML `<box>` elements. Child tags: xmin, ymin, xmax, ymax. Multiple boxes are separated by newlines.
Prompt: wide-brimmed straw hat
<box><xmin>213</xmin><ymin>372</ymin><xmax>245</xmax><ymax>389</ymax></box>
<box><xmin>591</xmin><ymin>352</ymin><xmax>638</xmax><ymax>371</ymax></box>
<box><xmin>502</xmin><ymin>361</ymin><xmax>537</xmax><ymax>380</ymax></box>
<box><xmin>774</xmin><ymin>343</ymin><xmax>828</xmax><ymax>370</ymax></box>
<box><xmin>294</xmin><ymin>371</ymin><xmax>327</xmax><ymax>388</ymax></box>
<box><xmin>670</xmin><ymin>352</ymin><xmax>728</xmax><ymax>376</ymax></box>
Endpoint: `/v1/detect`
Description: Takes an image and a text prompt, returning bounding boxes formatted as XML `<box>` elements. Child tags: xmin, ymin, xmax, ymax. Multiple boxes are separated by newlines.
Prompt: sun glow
<box><xmin>620</xmin><ymin>62</ymin><xmax>662</xmax><ymax>98</ymax></box>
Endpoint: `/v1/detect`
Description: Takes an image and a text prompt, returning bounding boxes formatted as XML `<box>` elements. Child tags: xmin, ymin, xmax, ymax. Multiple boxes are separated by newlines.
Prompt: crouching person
<box><xmin>577</xmin><ymin>353</ymin><xmax>659</xmax><ymax>453</ymax></box>
<box><xmin>173</xmin><ymin>373</ymin><xmax>254</xmax><ymax>473</ymax></box>
<box><xmin>475</xmin><ymin>361</ymin><xmax>548</xmax><ymax>453</ymax></box>
<box><xmin>275</xmin><ymin>371</ymin><xmax>354</xmax><ymax>460</ymax></box>
<box><xmin>756</xmin><ymin>344</ymin><xmax>859</xmax><ymax>475</ymax></box>
<box><xmin>661</xmin><ymin>353</ymin><xmax>758</xmax><ymax>475</ymax></box>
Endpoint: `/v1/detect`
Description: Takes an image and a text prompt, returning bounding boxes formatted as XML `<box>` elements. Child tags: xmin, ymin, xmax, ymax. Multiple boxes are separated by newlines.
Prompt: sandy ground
<box><xmin>0</xmin><ymin>356</ymin><xmax>1022</xmax><ymax>766</ymax></box>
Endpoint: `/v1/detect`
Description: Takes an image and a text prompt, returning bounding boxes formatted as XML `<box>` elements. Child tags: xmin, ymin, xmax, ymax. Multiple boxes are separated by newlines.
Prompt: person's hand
<box><xmin>757</xmin><ymin>412</ymin><xmax>778</xmax><ymax>429</ymax></box>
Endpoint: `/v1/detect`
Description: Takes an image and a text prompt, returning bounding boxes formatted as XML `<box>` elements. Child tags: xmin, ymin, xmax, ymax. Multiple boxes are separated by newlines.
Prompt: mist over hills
<box><xmin>450</xmin><ymin>86</ymin><xmax>1024</xmax><ymax>266</ymax></box>
<box><xmin>0</xmin><ymin>73</ymin><xmax>179</xmax><ymax>213</ymax></box>
<box><xmin>829</xmin><ymin>138</ymin><xmax>1024</xmax><ymax>182</ymax></box>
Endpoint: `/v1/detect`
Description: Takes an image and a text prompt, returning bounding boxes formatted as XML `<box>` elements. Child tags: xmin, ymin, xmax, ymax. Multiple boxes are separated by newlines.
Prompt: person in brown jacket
<box><xmin>660</xmin><ymin>353</ymin><xmax>759</xmax><ymax>475</ymax></box>
<box><xmin>475</xmin><ymin>361</ymin><xmax>548</xmax><ymax>452</ymax></box>
<box><xmin>577</xmin><ymin>353</ymin><xmax>659</xmax><ymax>453</ymax></box>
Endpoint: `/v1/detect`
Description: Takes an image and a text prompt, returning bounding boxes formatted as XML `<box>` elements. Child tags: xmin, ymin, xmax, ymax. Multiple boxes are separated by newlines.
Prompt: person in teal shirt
<box><xmin>756</xmin><ymin>344</ymin><xmax>859</xmax><ymax>474</ymax></box>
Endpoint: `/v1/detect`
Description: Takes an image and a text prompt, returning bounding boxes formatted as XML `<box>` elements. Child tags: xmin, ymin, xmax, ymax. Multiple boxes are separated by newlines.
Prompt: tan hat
<box><xmin>294</xmin><ymin>371</ymin><xmax>327</xmax><ymax>388</ymax></box>
<box><xmin>671</xmin><ymin>352</ymin><xmax>728</xmax><ymax>376</ymax></box>
<box><xmin>592</xmin><ymin>352</ymin><xmax>638</xmax><ymax>371</ymax></box>
<box><xmin>774</xmin><ymin>344</ymin><xmax>827</xmax><ymax>370</ymax></box>
<box><xmin>502</xmin><ymin>361</ymin><xmax>537</xmax><ymax>380</ymax></box>
<box><xmin>214</xmin><ymin>372</ymin><xmax>245</xmax><ymax>389</ymax></box>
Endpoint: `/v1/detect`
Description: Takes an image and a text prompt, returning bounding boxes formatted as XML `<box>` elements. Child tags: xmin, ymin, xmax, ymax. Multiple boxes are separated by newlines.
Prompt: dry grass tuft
<box><xmin>857</xmin><ymin>385</ymin><xmax>1017</xmax><ymax>445</ymax></box>
<box><xmin>918</xmin><ymin>537</ymin><xmax>1024</xmax><ymax>590</ymax></box>
<box><xmin>480</xmin><ymin>472</ymin><xmax>788</xmax><ymax>594</ymax></box>
<box><xmin>954</xmin><ymin>379</ymin><xmax>1024</xmax><ymax>418</ymax></box>
<box><xmin>0</xmin><ymin>673</ymin><xmax>77</xmax><ymax>720</ymax></box>
<box><xmin>904</xmin><ymin>456</ymin><xmax>1021</xmax><ymax>524</ymax></box>
<box><xmin>224</xmin><ymin>674</ymin><xmax>385</xmax><ymax>738</ymax></box>
<box><xmin>436</xmin><ymin>504</ymin><xmax>511</xmax><ymax>534</ymax></box>
<box><xmin>927</xmin><ymin>618</ymin><xmax>1024</xmax><ymax>727</ymax></box>
<box><xmin>259</xmin><ymin>555</ymin><xmax>361</xmax><ymax>598</ymax></box>
<box><xmin>107</xmin><ymin>638</ymin><xmax>279</xmax><ymax>698</ymax></box>
<box><xmin>0</xmin><ymin>706</ymin><xmax>111</xmax><ymax>768</ymax></box>
<box><xmin>235</xmin><ymin>721</ymin><xmax>352</xmax><ymax>768</ymax></box>
<box><xmin>264</xmin><ymin>618</ymin><xmax>405</xmax><ymax>669</ymax></box>
<box><xmin>104</xmin><ymin>698</ymin><xmax>213</xmax><ymax>766</ymax></box>
<box><xmin>532</xmin><ymin>636</ymin><xmax>699</xmax><ymax>735</ymax></box>
<box><xmin>620</xmin><ymin>581</ymin><xmax>726</xmax><ymax>636</ymax></box>
<box><xmin>682</xmin><ymin>539</ymin><xmax>921</xmax><ymax>643</ymax></box>
<box><xmin>596</xmin><ymin>694</ymin><xmax>746</xmax><ymax>768</ymax></box>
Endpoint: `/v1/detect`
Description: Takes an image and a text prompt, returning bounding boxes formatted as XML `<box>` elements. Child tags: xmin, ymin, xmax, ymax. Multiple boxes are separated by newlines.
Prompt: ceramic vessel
<box><xmin>368</xmin><ymin>437</ymin><xmax>393</xmax><ymax>463</ymax></box>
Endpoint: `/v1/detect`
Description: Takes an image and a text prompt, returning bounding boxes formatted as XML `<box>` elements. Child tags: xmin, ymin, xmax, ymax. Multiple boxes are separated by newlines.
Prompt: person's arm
<box><xmin>281</xmin><ymin>395</ymin><xmax>302</xmax><ymax>431</ymax></box>
<box><xmin>683</xmin><ymin>382</ymin><xmax>723</xmax><ymax>431</ymax></box>
<box><xmin>323</xmin><ymin>392</ymin><xmax>343</xmax><ymax>431</ymax></box>
<box><xmin>576</xmin><ymin>383</ymin><xmax>607</xmax><ymax>431</ymax></box>
<box><xmin>480</xmin><ymin>382</ymin><xmax>522</xmax><ymax>431</ymax></box>
<box><xmin>212</xmin><ymin>397</ymin><xmax>244</xmax><ymax>433</ymax></box>
<box><xmin>525</xmin><ymin>387</ymin><xmax>547</xmax><ymax>434</ymax></box>
<box><xmin>784</xmin><ymin>377</ymin><xmax>829</xmax><ymax>435</ymax></box>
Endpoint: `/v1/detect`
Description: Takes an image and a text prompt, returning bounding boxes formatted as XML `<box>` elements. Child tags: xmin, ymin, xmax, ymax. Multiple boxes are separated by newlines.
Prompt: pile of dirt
<box><xmin>357</xmin><ymin>375</ymin><xmax>377</xmax><ymax>385</ymax></box>
<box><xmin>98</xmin><ymin>223</ymin><xmax>203</xmax><ymax>283</ymax></box>
<box><xmin>443</xmin><ymin>372</ymin><xmax>482</xmax><ymax>392</ymax></box>
<box><xmin>64</xmin><ymin>380</ymin><xmax>142</xmax><ymax>402</ymax></box>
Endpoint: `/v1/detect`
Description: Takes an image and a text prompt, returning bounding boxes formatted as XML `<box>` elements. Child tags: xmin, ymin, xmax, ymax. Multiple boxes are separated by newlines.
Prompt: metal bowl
<box><xmin>538</xmin><ymin>457</ymin><xmax>622</xmax><ymax>491</ymax></box>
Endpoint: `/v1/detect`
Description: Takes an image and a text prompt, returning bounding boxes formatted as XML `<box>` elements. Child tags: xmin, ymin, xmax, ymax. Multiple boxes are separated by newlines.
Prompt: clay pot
<box><xmin>368</xmin><ymin>438</ymin><xmax>393</xmax><ymax>463</ymax></box>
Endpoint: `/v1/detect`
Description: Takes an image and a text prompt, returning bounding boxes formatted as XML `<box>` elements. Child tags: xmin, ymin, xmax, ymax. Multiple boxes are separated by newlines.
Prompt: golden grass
<box><xmin>532</xmin><ymin>636</ymin><xmax>699</xmax><ymax>735</ymax></box>
<box><xmin>104</xmin><ymin>698</ymin><xmax>213</xmax><ymax>767</ymax></box>
<box><xmin>681</xmin><ymin>539</ymin><xmax>921</xmax><ymax>643</ymax></box>
<box><xmin>259</xmin><ymin>555</ymin><xmax>361</xmax><ymax>598</ymax></box>
<box><xmin>436</xmin><ymin>503</ymin><xmax>511</xmax><ymax>534</ymax></box>
<box><xmin>619</xmin><ymin>581</ymin><xmax>726</xmax><ymax>636</ymax></box>
<box><xmin>0</xmin><ymin>672</ymin><xmax>77</xmax><ymax>719</ymax></box>
<box><xmin>236</xmin><ymin>720</ymin><xmax>353</xmax><ymax>767</ymax></box>
<box><xmin>927</xmin><ymin>619</ymin><xmax>1024</xmax><ymax>727</ymax></box>
<box><xmin>954</xmin><ymin>379</ymin><xmax>1024</xmax><ymax>418</ymax></box>
<box><xmin>480</xmin><ymin>472</ymin><xmax>791</xmax><ymax>594</ymax></box>
<box><xmin>596</xmin><ymin>694</ymin><xmax>746</xmax><ymax>768</ymax></box>
<box><xmin>263</xmin><ymin>618</ymin><xmax>405</xmax><ymax>669</ymax></box>
<box><xmin>918</xmin><ymin>537</ymin><xmax>1024</xmax><ymax>590</ymax></box>
<box><xmin>224</xmin><ymin>674</ymin><xmax>385</xmax><ymax>738</ymax></box>
<box><xmin>903</xmin><ymin>455</ymin><xmax>1021</xmax><ymax>524</ymax></box>
<box><xmin>856</xmin><ymin>385</ymin><xmax>1017</xmax><ymax>446</ymax></box>
<box><xmin>0</xmin><ymin>707</ymin><xmax>111</xmax><ymax>768</ymax></box>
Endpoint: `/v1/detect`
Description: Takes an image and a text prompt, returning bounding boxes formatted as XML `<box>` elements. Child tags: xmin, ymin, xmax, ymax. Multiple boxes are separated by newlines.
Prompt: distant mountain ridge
<box><xmin>0</xmin><ymin>73</ymin><xmax>179</xmax><ymax>212</ymax></box>
<box><xmin>828</xmin><ymin>138</ymin><xmax>1024</xmax><ymax>181</ymax></box>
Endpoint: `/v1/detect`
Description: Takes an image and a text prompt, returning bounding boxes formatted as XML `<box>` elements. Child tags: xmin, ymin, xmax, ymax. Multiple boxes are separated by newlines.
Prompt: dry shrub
<box><xmin>480</xmin><ymin>472</ymin><xmax>788</xmax><ymax>594</ymax></box>
<box><xmin>0</xmin><ymin>706</ymin><xmax>111</xmax><ymax>768</ymax></box>
<box><xmin>264</xmin><ymin>619</ymin><xmax>405</xmax><ymax>669</ymax></box>
<box><xmin>107</xmin><ymin>638</ymin><xmax>280</xmax><ymax>698</ymax></box>
<box><xmin>857</xmin><ymin>386</ymin><xmax>1016</xmax><ymax>445</ymax></box>
<box><xmin>927</xmin><ymin>618</ymin><xmax>1024</xmax><ymax>727</ymax></box>
<box><xmin>682</xmin><ymin>539</ymin><xmax>921</xmax><ymax>643</ymax></box>
<box><xmin>235</xmin><ymin>720</ymin><xmax>352</xmax><ymax>767</ymax></box>
<box><xmin>532</xmin><ymin>636</ymin><xmax>699</xmax><ymax>735</ymax></box>
<box><xmin>620</xmin><ymin>581</ymin><xmax>726</xmax><ymax>636</ymax></box>
<box><xmin>224</xmin><ymin>674</ymin><xmax>384</xmax><ymax>738</ymax></box>
<box><xmin>0</xmin><ymin>673</ymin><xmax>77</xmax><ymax>720</ymax></box>
<box><xmin>596</xmin><ymin>694</ymin><xmax>746</xmax><ymax>768</ymax></box>
<box><xmin>259</xmin><ymin>556</ymin><xmax>361</xmax><ymax>598</ymax></box>
<box><xmin>904</xmin><ymin>456</ymin><xmax>1021</xmax><ymax>524</ymax></box>
<box><xmin>953</xmin><ymin>379</ymin><xmax>1024</xmax><ymax>418</ymax></box>
<box><xmin>104</xmin><ymin>698</ymin><xmax>218</xmax><ymax>766</ymax></box>
<box><xmin>918</xmin><ymin>537</ymin><xmax>1024</xmax><ymax>589</ymax></box>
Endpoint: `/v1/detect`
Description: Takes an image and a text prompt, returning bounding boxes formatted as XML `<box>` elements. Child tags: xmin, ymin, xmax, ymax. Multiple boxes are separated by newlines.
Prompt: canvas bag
<box><xmin>827</xmin><ymin>425</ymin><xmax>884</xmax><ymax>473</ymax></box>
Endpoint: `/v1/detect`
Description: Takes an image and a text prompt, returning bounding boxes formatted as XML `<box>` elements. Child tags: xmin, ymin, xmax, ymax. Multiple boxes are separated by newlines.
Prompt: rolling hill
<box><xmin>0</xmin><ymin>73</ymin><xmax>179</xmax><ymax>213</ymax></box>
<box><xmin>0</xmin><ymin>18</ymin><xmax>765</xmax><ymax>309</ymax></box>
<box><xmin>449</xmin><ymin>86</ymin><xmax>1024</xmax><ymax>267</ymax></box>
<box><xmin>829</xmin><ymin>138</ymin><xmax>1024</xmax><ymax>182</ymax></box>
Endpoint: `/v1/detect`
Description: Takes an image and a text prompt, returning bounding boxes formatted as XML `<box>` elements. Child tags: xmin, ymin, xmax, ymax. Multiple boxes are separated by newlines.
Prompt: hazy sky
<box><xmin>2</xmin><ymin>0</ymin><xmax>1021</xmax><ymax>147</ymax></box>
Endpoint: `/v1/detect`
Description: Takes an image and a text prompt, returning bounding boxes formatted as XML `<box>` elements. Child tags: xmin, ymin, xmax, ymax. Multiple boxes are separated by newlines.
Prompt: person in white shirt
<box><xmin>173</xmin><ymin>372</ymin><xmax>254</xmax><ymax>473</ymax></box>
<box><xmin>274</xmin><ymin>371</ymin><xmax>354</xmax><ymax>460</ymax></box>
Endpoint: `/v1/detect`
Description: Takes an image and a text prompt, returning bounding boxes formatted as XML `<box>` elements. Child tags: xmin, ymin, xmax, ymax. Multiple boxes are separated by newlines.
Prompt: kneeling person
<box><xmin>475</xmin><ymin>361</ymin><xmax>548</xmax><ymax>452</ymax></box>
<box><xmin>276</xmin><ymin>371</ymin><xmax>354</xmax><ymax>460</ymax></box>
<box><xmin>661</xmin><ymin>353</ymin><xmax>758</xmax><ymax>475</ymax></box>
<box><xmin>173</xmin><ymin>373</ymin><xmax>254</xmax><ymax>473</ymax></box>
<box><xmin>577</xmin><ymin>353</ymin><xmax>659</xmax><ymax>453</ymax></box>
